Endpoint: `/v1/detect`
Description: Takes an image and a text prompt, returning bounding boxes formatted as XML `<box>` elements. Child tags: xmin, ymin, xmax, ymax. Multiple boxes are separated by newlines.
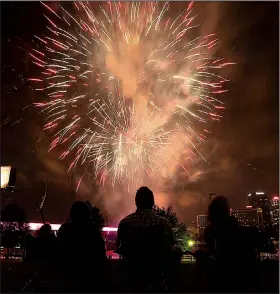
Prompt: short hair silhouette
<box><xmin>208</xmin><ymin>195</ymin><xmax>230</xmax><ymax>224</ymax></box>
<box><xmin>135</xmin><ymin>186</ymin><xmax>154</xmax><ymax>209</ymax></box>
<box><xmin>38</xmin><ymin>223</ymin><xmax>52</xmax><ymax>238</ymax></box>
<box><xmin>69</xmin><ymin>201</ymin><xmax>91</xmax><ymax>222</ymax></box>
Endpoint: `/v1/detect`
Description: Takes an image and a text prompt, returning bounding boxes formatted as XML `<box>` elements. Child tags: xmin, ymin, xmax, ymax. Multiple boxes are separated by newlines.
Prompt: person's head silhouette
<box><xmin>135</xmin><ymin>186</ymin><xmax>154</xmax><ymax>210</ymax></box>
<box><xmin>38</xmin><ymin>223</ymin><xmax>52</xmax><ymax>238</ymax></box>
<box><xmin>69</xmin><ymin>201</ymin><xmax>91</xmax><ymax>223</ymax></box>
<box><xmin>208</xmin><ymin>195</ymin><xmax>230</xmax><ymax>224</ymax></box>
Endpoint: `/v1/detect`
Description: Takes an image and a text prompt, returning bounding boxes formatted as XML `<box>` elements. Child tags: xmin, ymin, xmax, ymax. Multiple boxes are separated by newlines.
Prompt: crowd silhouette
<box><xmin>1</xmin><ymin>187</ymin><xmax>270</xmax><ymax>293</ymax></box>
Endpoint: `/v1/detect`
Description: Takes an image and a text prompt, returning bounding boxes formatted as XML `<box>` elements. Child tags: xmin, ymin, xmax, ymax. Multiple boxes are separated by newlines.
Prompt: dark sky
<box><xmin>1</xmin><ymin>2</ymin><xmax>279</xmax><ymax>225</ymax></box>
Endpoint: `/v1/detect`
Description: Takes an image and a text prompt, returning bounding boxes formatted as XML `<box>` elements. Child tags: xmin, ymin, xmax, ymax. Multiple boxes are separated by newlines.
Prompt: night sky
<box><xmin>1</xmin><ymin>2</ymin><xmax>279</xmax><ymax>225</ymax></box>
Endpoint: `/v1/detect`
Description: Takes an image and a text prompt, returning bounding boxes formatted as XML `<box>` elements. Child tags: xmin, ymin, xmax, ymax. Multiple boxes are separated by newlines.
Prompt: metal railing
<box><xmin>181</xmin><ymin>254</ymin><xmax>196</xmax><ymax>262</ymax></box>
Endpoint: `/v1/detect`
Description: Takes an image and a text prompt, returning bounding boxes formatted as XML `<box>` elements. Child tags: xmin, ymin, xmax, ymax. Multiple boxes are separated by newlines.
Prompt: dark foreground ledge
<box><xmin>1</xmin><ymin>259</ymin><xmax>279</xmax><ymax>293</ymax></box>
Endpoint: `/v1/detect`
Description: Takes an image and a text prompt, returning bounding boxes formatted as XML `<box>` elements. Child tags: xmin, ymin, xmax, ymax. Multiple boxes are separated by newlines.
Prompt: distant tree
<box><xmin>153</xmin><ymin>205</ymin><xmax>191</xmax><ymax>251</ymax></box>
<box><xmin>91</xmin><ymin>206</ymin><xmax>105</xmax><ymax>231</ymax></box>
<box><xmin>1</xmin><ymin>204</ymin><xmax>27</xmax><ymax>223</ymax></box>
<box><xmin>1</xmin><ymin>204</ymin><xmax>30</xmax><ymax>258</ymax></box>
<box><xmin>187</xmin><ymin>225</ymin><xmax>199</xmax><ymax>241</ymax></box>
<box><xmin>85</xmin><ymin>201</ymin><xmax>105</xmax><ymax>232</ymax></box>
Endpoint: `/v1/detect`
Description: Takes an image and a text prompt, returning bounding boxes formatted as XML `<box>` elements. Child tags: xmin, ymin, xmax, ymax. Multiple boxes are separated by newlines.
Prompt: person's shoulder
<box><xmin>59</xmin><ymin>222</ymin><xmax>71</xmax><ymax>230</ymax></box>
<box><xmin>119</xmin><ymin>213</ymin><xmax>136</xmax><ymax>224</ymax></box>
<box><xmin>57</xmin><ymin>223</ymin><xmax>70</xmax><ymax>240</ymax></box>
<box><xmin>121</xmin><ymin>212</ymin><xmax>136</xmax><ymax>222</ymax></box>
<box><xmin>58</xmin><ymin>222</ymin><xmax>73</xmax><ymax>235</ymax></box>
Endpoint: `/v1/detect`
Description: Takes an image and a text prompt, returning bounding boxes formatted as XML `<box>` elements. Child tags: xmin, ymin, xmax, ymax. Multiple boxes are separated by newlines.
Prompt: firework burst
<box><xmin>29</xmin><ymin>1</ymin><xmax>234</xmax><ymax>188</ymax></box>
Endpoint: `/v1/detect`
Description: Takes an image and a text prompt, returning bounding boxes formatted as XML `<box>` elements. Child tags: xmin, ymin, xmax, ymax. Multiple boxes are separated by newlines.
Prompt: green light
<box><xmin>188</xmin><ymin>240</ymin><xmax>195</xmax><ymax>247</ymax></box>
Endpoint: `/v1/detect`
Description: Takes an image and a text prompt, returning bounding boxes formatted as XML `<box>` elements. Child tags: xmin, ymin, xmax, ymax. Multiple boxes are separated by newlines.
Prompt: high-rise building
<box><xmin>271</xmin><ymin>196</ymin><xmax>279</xmax><ymax>230</ymax></box>
<box><xmin>248</xmin><ymin>192</ymin><xmax>271</xmax><ymax>231</ymax></box>
<box><xmin>197</xmin><ymin>215</ymin><xmax>208</xmax><ymax>241</ymax></box>
<box><xmin>232</xmin><ymin>207</ymin><xmax>263</xmax><ymax>230</ymax></box>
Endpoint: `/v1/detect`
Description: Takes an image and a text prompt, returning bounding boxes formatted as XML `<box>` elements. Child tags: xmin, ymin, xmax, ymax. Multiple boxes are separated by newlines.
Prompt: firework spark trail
<box><xmin>29</xmin><ymin>1</ymin><xmax>234</xmax><ymax>189</ymax></box>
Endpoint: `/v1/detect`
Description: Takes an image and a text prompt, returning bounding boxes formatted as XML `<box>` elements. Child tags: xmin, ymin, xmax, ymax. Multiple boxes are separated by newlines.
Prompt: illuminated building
<box><xmin>271</xmin><ymin>196</ymin><xmax>279</xmax><ymax>233</ymax></box>
<box><xmin>232</xmin><ymin>207</ymin><xmax>263</xmax><ymax>230</ymax></box>
<box><xmin>197</xmin><ymin>215</ymin><xmax>208</xmax><ymax>241</ymax></box>
<box><xmin>248</xmin><ymin>192</ymin><xmax>272</xmax><ymax>231</ymax></box>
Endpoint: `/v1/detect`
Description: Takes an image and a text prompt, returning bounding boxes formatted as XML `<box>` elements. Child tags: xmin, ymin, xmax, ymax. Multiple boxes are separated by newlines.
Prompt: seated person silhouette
<box><xmin>57</xmin><ymin>201</ymin><xmax>106</xmax><ymax>291</ymax></box>
<box><xmin>116</xmin><ymin>187</ymin><xmax>174</xmax><ymax>288</ymax></box>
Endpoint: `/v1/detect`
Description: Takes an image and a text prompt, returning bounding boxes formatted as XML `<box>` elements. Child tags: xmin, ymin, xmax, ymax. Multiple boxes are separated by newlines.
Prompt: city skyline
<box><xmin>196</xmin><ymin>191</ymin><xmax>279</xmax><ymax>241</ymax></box>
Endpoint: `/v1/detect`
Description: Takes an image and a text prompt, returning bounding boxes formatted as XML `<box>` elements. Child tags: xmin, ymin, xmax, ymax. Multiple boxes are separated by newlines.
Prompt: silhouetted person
<box><xmin>204</xmin><ymin>196</ymin><xmax>257</xmax><ymax>292</ymax></box>
<box><xmin>33</xmin><ymin>224</ymin><xmax>57</xmax><ymax>280</ymax></box>
<box><xmin>57</xmin><ymin>201</ymin><xmax>106</xmax><ymax>291</ymax></box>
<box><xmin>35</xmin><ymin>224</ymin><xmax>57</xmax><ymax>261</ymax></box>
<box><xmin>205</xmin><ymin>197</ymin><xmax>240</xmax><ymax>257</ymax></box>
<box><xmin>116</xmin><ymin>187</ymin><xmax>175</xmax><ymax>290</ymax></box>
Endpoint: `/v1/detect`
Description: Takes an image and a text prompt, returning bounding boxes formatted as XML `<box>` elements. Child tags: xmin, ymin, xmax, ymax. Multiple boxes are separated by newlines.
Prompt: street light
<box><xmin>188</xmin><ymin>240</ymin><xmax>195</xmax><ymax>247</ymax></box>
